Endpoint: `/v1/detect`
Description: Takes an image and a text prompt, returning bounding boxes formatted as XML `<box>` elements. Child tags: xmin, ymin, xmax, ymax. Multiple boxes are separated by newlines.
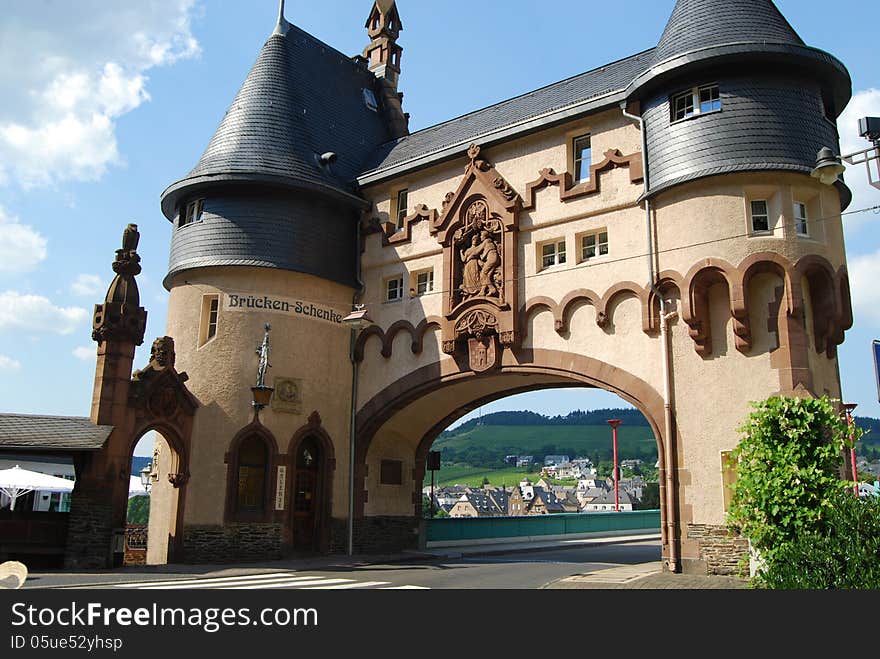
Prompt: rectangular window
<box><xmin>199</xmin><ymin>294</ymin><xmax>220</xmax><ymax>347</ymax></box>
<box><xmin>385</xmin><ymin>276</ymin><xmax>404</xmax><ymax>302</ymax></box>
<box><xmin>672</xmin><ymin>91</ymin><xmax>695</xmax><ymax>121</ymax></box>
<box><xmin>581</xmin><ymin>231</ymin><xmax>609</xmax><ymax>260</ymax></box>
<box><xmin>699</xmin><ymin>85</ymin><xmax>721</xmax><ymax>113</ymax></box>
<box><xmin>541</xmin><ymin>240</ymin><xmax>566</xmax><ymax>269</ymax></box>
<box><xmin>794</xmin><ymin>202</ymin><xmax>809</xmax><ymax>236</ymax></box>
<box><xmin>415</xmin><ymin>270</ymin><xmax>434</xmax><ymax>296</ymax></box>
<box><xmin>396</xmin><ymin>189</ymin><xmax>409</xmax><ymax>229</ymax></box>
<box><xmin>750</xmin><ymin>200</ymin><xmax>770</xmax><ymax>233</ymax></box>
<box><xmin>672</xmin><ymin>84</ymin><xmax>720</xmax><ymax>122</ymax></box>
<box><xmin>207</xmin><ymin>297</ymin><xmax>219</xmax><ymax>340</ymax></box>
<box><xmin>380</xmin><ymin>460</ymin><xmax>403</xmax><ymax>486</ymax></box>
<box><xmin>180</xmin><ymin>199</ymin><xmax>204</xmax><ymax>227</ymax></box>
<box><xmin>573</xmin><ymin>134</ymin><xmax>592</xmax><ymax>183</ymax></box>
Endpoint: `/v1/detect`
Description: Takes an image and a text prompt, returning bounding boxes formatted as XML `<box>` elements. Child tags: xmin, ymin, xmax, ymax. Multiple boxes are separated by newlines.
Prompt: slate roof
<box><xmin>161</xmin><ymin>21</ymin><xmax>391</xmax><ymax>218</ymax></box>
<box><xmin>652</xmin><ymin>0</ymin><xmax>804</xmax><ymax>65</ymax></box>
<box><xmin>357</xmin><ymin>49</ymin><xmax>656</xmax><ymax>185</ymax></box>
<box><xmin>0</xmin><ymin>414</ymin><xmax>113</xmax><ymax>452</ymax></box>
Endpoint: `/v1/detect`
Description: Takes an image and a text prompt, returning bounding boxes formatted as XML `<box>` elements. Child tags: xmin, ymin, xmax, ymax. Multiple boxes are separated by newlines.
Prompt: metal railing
<box><xmin>426</xmin><ymin>510</ymin><xmax>661</xmax><ymax>545</ymax></box>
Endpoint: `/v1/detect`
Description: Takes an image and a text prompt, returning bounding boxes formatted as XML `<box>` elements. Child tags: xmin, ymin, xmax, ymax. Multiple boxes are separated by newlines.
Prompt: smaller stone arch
<box><xmin>795</xmin><ymin>255</ymin><xmax>842</xmax><ymax>357</ymax></box>
<box><xmin>558</xmin><ymin>288</ymin><xmax>602</xmax><ymax>332</ymax></box>
<box><xmin>223</xmin><ymin>419</ymin><xmax>279</xmax><ymax>524</ymax></box>
<box><xmin>645</xmin><ymin>271</ymin><xmax>683</xmax><ymax>333</ymax></box>
<box><xmin>520</xmin><ymin>296</ymin><xmax>559</xmax><ymax>339</ymax></box>
<box><xmin>597</xmin><ymin>282</ymin><xmax>647</xmax><ymax>331</ymax></box>
<box><xmin>682</xmin><ymin>259</ymin><xmax>744</xmax><ymax>357</ymax></box>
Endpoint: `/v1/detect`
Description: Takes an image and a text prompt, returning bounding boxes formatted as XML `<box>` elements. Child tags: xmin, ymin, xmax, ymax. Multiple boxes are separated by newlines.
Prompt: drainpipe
<box><xmin>621</xmin><ymin>100</ymin><xmax>679</xmax><ymax>573</ymax></box>
<box><xmin>348</xmin><ymin>218</ymin><xmax>366</xmax><ymax>557</ymax></box>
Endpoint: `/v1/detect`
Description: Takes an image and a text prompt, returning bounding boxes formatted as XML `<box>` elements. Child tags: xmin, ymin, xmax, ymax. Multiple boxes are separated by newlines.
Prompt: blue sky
<box><xmin>1</xmin><ymin>0</ymin><xmax>878</xmax><ymax>442</ymax></box>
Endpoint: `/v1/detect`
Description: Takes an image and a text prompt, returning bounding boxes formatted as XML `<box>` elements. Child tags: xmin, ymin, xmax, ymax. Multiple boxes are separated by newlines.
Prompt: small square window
<box><xmin>385</xmin><ymin>276</ymin><xmax>404</xmax><ymax>302</ymax></box>
<box><xmin>672</xmin><ymin>84</ymin><xmax>720</xmax><ymax>122</ymax></box>
<box><xmin>415</xmin><ymin>270</ymin><xmax>434</xmax><ymax>296</ymax></box>
<box><xmin>794</xmin><ymin>202</ymin><xmax>809</xmax><ymax>236</ymax></box>
<box><xmin>699</xmin><ymin>85</ymin><xmax>721</xmax><ymax>113</ymax></box>
<box><xmin>573</xmin><ymin>134</ymin><xmax>592</xmax><ymax>183</ymax></box>
<box><xmin>750</xmin><ymin>200</ymin><xmax>770</xmax><ymax>233</ymax></box>
<box><xmin>581</xmin><ymin>231</ymin><xmax>609</xmax><ymax>260</ymax></box>
<box><xmin>395</xmin><ymin>189</ymin><xmax>409</xmax><ymax>230</ymax></box>
<box><xmin>380</xmin><ymin>460</ymin><xmax>403</xmax><ymax>486</ymax></box>
<box><xmin>672</xmin><ymin>91</ymin><xmax>695</xmax><ymax>121</ymax></box>
<box><xmin>541</xmin><ymin>240</ymin><xmax>566</xmax><ymax>269</ymax></box>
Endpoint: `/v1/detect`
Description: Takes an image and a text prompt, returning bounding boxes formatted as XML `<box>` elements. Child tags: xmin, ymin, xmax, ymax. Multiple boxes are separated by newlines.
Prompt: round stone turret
<box><xmin>626</xmin><ymin>0</ymin><xmax>852</xmax><ymax>206</ymax></box>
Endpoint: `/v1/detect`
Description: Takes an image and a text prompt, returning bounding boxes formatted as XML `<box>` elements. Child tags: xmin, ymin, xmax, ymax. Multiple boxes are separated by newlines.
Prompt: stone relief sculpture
<box><xmin>454</xmin><ymin>199</ymin><xmax>504</xmax><ymax>304</ymax></box>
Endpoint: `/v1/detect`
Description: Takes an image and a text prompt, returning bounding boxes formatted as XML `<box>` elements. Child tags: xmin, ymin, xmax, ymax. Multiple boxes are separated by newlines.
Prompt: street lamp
<box><xmin>607</xmin><ymin>419</ymin><xmax>622</xmax><ymax>512</ymax></box>
<box><xmin>811</xmin><ymin>116</ymin><xmax>880</xmax><ymax>189</ymax></box>
<box><xmin>843</xmin><ymin>403</ymin><xmax>859</xmax><ymax>496</ymax></box>
<box><xmin>139</xmin><ymin>463</ymin><xmax>152</xmax><ymax>493</ymax></box>
<box><xmin>342</xmin><ymin>305</ymin><xmax>373</xmax><ymax>556</ymax></box>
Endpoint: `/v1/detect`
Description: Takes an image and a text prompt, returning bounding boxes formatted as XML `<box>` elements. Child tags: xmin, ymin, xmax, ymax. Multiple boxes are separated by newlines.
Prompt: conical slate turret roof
<box><xmin>652</xmin><ymin>0</ymin><xmax>804</xmax><ymax>64</ymax></box>
<box><xmin>161</xmin><ymin>17</ymin><xmax>392</xmax><ymax>219</ymax></box>
<box><xmin>626</xmin><ymin>0</ymin><xmax>850</xmax><ymax>116</ymax></box>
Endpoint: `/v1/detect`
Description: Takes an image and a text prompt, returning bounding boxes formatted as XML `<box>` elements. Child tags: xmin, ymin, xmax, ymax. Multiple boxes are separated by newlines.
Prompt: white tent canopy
<box><xmin>0</xmin><ymin>465</ymin><xmax>74</xmax><ymax>511</ymax></box>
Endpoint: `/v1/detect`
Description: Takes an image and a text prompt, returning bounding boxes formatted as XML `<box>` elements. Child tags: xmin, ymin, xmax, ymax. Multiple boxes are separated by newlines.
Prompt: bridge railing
<box><xmin>425</xmin><ymin>510</ymin><xmax>661</xmax><ymax>547</ymax></box>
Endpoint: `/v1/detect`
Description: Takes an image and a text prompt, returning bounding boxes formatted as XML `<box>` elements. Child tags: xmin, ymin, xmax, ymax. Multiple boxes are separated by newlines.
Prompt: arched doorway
<box><xmin>287</xmin><ymin>413</ymin><xmax>335</xmax><ymax>554</ymax></box>
<box><xmin>292</xmin><ymin>437</ymin><xmax>321</xmax><ymax>550</ymax></box>
<box><xmin>128</xmin><ymin>425</ymin><xmax>189</xmax><ymax>566</ymax></box>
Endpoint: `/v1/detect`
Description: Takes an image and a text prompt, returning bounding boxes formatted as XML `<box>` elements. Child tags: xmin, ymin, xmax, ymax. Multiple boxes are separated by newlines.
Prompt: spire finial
<box><xmin>273</xmin><ymin>0</ymin><xmax>289</xmax><ymax>37</ymax></box>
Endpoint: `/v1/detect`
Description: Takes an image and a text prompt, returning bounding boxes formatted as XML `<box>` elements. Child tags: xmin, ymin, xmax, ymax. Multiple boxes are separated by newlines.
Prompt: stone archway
<box><xmin>352</xmin><ymin>349</ymin><xmax>677</xmax><ymax>564</ymax></box>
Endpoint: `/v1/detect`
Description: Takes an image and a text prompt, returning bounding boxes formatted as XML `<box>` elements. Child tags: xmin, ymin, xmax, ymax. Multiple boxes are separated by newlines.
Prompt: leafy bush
<box><xmin>726</xmin><ymin>396</ymin><xmax>856</xmax><ymax>568</ymax></box>
<box><xmin>756</xmin><ymin>489</ymin><xmax>880</xmax><ymax>589</ymax></box>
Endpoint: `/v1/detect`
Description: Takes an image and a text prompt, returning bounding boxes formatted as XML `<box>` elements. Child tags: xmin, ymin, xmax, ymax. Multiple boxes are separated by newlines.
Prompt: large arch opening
<box><xmin>355</xmin><ymin>350</ymin><xmax>674</xmax><ymax>562</ymax></box>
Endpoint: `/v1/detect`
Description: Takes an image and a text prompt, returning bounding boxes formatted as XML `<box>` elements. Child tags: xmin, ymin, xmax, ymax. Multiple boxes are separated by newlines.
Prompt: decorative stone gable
<box><xmin>433</xmin><ymin>145</ymin><xmax>521</xmax><ymax>372</ymax></box>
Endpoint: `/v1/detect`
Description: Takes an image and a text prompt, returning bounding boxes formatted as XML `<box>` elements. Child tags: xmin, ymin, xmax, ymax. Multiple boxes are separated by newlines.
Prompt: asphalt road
<box><xmin>22</xmin><ymin>540</ymin><xmax>662</xmax><ymax>590</ymax></box>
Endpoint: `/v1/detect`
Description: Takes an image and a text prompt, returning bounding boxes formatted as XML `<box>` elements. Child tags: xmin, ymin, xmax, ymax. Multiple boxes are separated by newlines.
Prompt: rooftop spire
<box><xmin>273</xmin><ymin>0</ymin><xmax>290</xmax><ymax>37</ymax></box>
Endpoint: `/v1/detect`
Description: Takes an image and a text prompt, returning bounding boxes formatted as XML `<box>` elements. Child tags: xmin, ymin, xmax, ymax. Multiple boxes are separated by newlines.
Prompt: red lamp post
<box><xmin>843</xmin><ymin>403</ymin><xmax>858</xmax><ymax>495</ymax></box>
<box><xmin>607</xmin><ymin>419</ymin><xmax>622</xmax><ymax>511</ymax></box>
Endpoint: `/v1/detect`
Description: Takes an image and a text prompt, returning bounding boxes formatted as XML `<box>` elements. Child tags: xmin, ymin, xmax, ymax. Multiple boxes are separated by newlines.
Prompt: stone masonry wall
<box><xmin>65</xmin><ymin>494</ymin><xmax>115</xmax><ymax>570</ymax></box>
<box><xmin>687</xmin><ymin>524</ymin><xmax>749</xmax><ymax>575</ymax></box>
<box><xmin>329</xmin><ymin>516</ymin><xmax>420</xmax><ymax>554</ymax></box>
<box><xmin>182</xmin><ymin>524</ymin><xmax>282</xmax><ymax>563</ymax></box>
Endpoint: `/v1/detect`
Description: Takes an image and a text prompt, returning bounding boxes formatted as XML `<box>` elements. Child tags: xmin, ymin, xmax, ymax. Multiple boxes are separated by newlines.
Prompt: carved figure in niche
<box><xmin>477</xmin><ymin>229</ymin><xmax>500</xmax><ymax>297</ymax></box>
<box><xmin>460</xmin><ymin>234</ymin><xmax>482</xmax><ymax>298</ymax></box>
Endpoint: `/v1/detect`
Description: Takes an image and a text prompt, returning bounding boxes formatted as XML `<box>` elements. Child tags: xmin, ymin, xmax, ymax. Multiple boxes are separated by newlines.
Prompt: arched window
<box><xmin>236</xmin><ymin>436</ymin><xmax>268</xmax><ymax>515</ymax></box>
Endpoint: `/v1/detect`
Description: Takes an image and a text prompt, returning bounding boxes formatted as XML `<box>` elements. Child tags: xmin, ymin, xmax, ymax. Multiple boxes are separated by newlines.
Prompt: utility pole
<box><xmin>843</xmin><ymin>403</ymin><xmax>859</xmax><ymax>495</ymax></box>
<box><xmin>607</xmin><ymin>419</ymin><xmax>622</xmax><ymax>511</ymax></box>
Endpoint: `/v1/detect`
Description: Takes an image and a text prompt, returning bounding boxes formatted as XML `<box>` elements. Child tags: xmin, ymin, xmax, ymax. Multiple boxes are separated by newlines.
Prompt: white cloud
<box><xmin>72</xmin><ymin>346</ymin><xmax>95</xmax><ymax>361</ymax></box>
<box><xmin>849</xmin><ymin>249</ymin><xmax>880</xmax><ymax>328</ymax></box>
<box><xmin>0</xmin><ymin>291</ymin><xmax>88</xmax><ymax>335</ymax></box>
<box><xmin>838</xmin><ymin>89</ymin><xmax>880</xmax><ymax>232</ymax></box>
<box><xmin>0</xmin><ymin>1</ymin><xmax>200</xmax><ymax>189</ymax></box>
<box><xmin>71</xmin><ymin>274</ymin><xmax>104</xmax><ymax>297</ymax></box>
<box><xmin>0</xmin><ymin>205</ymin><xmax>47</xmax><ymax>273</ymax></box>
<box><xmin>0</xmin><ymin>355</ymin><xmax>22</xmax><ymax>371</ymax></box>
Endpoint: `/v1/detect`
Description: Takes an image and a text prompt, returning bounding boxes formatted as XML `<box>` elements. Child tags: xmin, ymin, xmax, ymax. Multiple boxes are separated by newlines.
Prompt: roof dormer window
<box><xmin>180</xmin><ymin>199</ymin><xmax>204</xmax><ymax>227</ymax></box>
<box><xmin>671</xmin><ymin>84</ymin><xmax>721</xmax><ymax>123</ymax></box>
<box><xmin>363</xmin><ymin>88</ymin><xmax>378</xmax><ymax>112</ymax></box>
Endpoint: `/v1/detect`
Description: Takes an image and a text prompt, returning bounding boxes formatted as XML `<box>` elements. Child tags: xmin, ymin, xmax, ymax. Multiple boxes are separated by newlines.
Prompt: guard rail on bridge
<box><xmin>426</xmin><ymin>510</ymin><xmax>661</xmax><ymax>548</ymax></box>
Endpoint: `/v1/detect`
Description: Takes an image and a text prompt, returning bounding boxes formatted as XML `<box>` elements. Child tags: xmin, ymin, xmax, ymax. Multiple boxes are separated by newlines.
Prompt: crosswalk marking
<box><xmin>99</xmin><ymin>571</ymin><xmax>429</xmax><ymax>590</ymax></box>
<box><xmin>300</xmin><ymin>581</ymin><xmax>390</xmax><ymax>589</ymax></box>
<box><xmin>111</xmin><ymin>572</ymin><xmax>300</xmax><ymax>589</ymax></box>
